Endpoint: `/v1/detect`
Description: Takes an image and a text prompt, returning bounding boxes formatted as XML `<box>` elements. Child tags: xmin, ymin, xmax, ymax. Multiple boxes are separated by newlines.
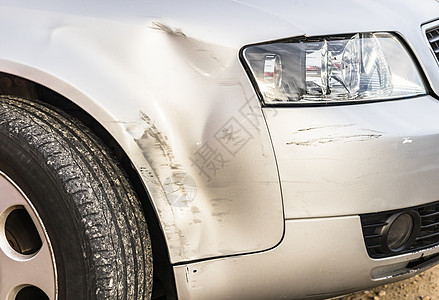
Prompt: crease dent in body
<box><xmin>150</xmin><ymin>21</ymin><xmax>186</xmax><ymax>38</ymax></box>
<box><xmin>149</xmin><ymin>21</ymin><xmax>232</xmax><ymax>77</ymax></box>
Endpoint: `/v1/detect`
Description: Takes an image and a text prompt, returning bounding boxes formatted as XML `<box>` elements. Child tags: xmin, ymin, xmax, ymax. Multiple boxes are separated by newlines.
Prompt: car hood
<box><xmin>143</xmin><ymin>0</ymin><xmax>439</xmax><ymax>47</ymax></box>
<box><xmin>6</xmin><ymin>0</ymin><xmax>439</xmax><ymax>48</ymax></box>
<box><xmin>234</xmin><ymin>0</ymin><xmax>439</xmax><ymax>37</ymax></box>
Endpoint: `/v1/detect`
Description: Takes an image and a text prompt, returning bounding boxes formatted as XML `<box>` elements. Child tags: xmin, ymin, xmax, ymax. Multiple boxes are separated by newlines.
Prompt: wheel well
<box><xmin>0</xmin><ymin>72</ymin><xmax>177</xmax><ymax>300</ymax></box>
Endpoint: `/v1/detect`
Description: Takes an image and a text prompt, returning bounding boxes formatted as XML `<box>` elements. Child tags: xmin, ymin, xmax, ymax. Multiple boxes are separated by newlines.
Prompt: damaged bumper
<box><xmin>174</xmin><ymin>216</ymin><xmax>439</xmax><ymax>300</ymax></box>
<box><xmin>174</xmin><ymin>94</ymin><xmax>439</xmax><ymax>299</ymax></box>
<box><xmin>265</xmin><ymin>95</ymin><xmax>439</xmax><ymax>219</ymax></box>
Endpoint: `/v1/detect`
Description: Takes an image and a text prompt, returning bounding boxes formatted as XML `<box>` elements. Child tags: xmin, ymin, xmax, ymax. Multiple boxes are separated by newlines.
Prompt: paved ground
<box><xmin>332</xmin><ymin>265</ymin><xmax>439</xmax><ymax>300</ymax></box>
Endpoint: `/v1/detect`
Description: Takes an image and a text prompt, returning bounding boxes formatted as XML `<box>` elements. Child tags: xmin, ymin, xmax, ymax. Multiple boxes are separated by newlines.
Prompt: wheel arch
<box><xmin>0</xmin><ymin>69</ymin><xmax>177</xmax><ymax>299</ymax></box>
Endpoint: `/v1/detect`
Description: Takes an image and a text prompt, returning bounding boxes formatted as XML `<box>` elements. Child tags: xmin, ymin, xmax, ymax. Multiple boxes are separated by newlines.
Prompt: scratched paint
<box><xmin>264</xmin><ymin>98</ymin><xmax>439</xmax><ymax>219</ymax></box>
<box><xmin>0</xmin><ymin>5</ymin><xmax>285</xmax><ymax>263</ymax></box>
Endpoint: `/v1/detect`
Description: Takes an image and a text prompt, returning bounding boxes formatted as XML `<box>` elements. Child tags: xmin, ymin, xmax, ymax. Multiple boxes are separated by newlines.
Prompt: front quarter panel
<box><xmin>0</xmin><ymin>1</ymin><xmax>286</xmax><ymax>263</ymax></box>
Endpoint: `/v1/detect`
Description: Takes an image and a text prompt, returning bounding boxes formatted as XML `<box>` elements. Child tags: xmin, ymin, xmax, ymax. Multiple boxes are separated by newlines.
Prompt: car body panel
<box><xmin>265</xmin><ymin>96</ymin><xmax>439</xmax><ymax>219</ymax></box>
<box><xmin>0</xmin><ymin>1</ymin><xmax>439</xmax><ymax>298</ymax></box>
<box><xmin>0</xmin><ymin>1</ymin><xmax>289</xmax><ymax>263</ymax></box>
<box><xmin>174</xmin><ymin>217</ymin><xmax>439</xmax><ymax>300</ymax></box>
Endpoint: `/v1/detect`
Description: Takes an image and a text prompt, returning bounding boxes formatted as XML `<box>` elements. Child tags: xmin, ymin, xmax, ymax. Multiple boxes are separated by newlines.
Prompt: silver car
<box><xmin>0</xmin><ymin>0</ymin><xmax>439</xmax><ymax>299</ymax></box>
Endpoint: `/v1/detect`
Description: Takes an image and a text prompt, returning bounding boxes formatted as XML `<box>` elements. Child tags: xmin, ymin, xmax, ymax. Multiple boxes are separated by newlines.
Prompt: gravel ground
<box><xmin>331</xmin><ymin>265</ymin><xmax>439</xmax><ymax>300</ymax></box>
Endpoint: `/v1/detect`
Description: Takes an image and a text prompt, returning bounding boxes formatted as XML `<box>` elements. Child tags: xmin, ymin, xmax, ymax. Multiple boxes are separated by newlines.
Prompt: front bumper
<box><xmin>174</xmin><ymin>15</ymin><xmax>439</xmax><ymax>299</ymax></box>
<box><xmin>174</xmin><ymin>217</ymin><xmax>439</xmax><ymax>300</ymax></box>
<box><xmin>265</xmin><ymin>95</ymin><xmax>439</xmax><ymax>219</ymax></box>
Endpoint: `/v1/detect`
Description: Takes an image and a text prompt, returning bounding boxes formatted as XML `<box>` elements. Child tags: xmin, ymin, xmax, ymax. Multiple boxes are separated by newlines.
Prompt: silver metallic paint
<box><xmin>0</xmin><ymin>1</ymin><xmax>289</xmax><ymax>263</ymax></box>
<box><xmin>175</xmin><ymin>218</ymin><xmax>439</xmax><ymax>299</ymax></box>
<box><xmin>0</xmin><ymin>0</ymin><xmax>439</xmax><ymax>298</ymax></box>
<box><xmin>266</xmin><ymin>96</ymin><xmax>439</xmax><ymax>219</ymax></box>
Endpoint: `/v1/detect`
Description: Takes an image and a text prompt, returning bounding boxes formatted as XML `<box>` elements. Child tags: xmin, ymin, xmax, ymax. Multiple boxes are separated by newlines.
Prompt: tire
<box><xmin>0</xmin><ymin>96</ymin><xmax>153</xmax><ymax>299</ymax></box>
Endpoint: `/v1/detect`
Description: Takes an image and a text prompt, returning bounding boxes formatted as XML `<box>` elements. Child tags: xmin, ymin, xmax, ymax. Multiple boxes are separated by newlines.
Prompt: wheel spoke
<box><xmin>0</xmin><ymin>172</ymin><xmax>56</xmax><ymax>299</ymax></box>
<box><xmin>0</xmin><ymin>244</ymin><xmax>24</xmax><ymax>299</ymax></box>
<box><xmin>25</xmin><ymin>241</ymin><xmax>56</xmax><ymax>298</ymax></box>
<box><xmin>0</xmin><ymin>240</ymin><xmax>55</xmax><ymax>299</ymax></box>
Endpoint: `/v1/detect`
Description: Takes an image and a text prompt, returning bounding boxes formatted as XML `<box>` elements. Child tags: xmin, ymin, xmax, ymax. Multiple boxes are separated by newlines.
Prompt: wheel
<box><xmin>0</xmin><ymin>96</ymin><xmax>153</xmax><ymax>299</ymax></box>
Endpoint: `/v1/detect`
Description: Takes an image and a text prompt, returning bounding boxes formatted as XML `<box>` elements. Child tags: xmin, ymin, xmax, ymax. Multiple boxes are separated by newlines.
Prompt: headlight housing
<box><xmin>242</xmin><ymin>32</ymin><xmax>425</xmax><ymax>104</ymax></box>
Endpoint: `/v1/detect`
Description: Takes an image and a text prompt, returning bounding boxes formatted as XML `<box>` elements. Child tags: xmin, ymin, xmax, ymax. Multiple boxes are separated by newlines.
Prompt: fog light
<box><xmin>387</xmin><ymin>214</ymin><xmax>414</xmax><ymax>249</ymax></box>
<box><xmin>381</xmin><ymin>211</ymin><xmax>421</xmax><ymax>253</ymax></box>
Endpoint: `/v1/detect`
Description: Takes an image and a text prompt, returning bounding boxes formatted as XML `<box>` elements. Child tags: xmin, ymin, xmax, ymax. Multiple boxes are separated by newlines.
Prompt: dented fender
<box><xmin>2</xmin><ymin>0</ymin><xmax>439</xmax><ymax>265</ymax></box>
<box><xmin>0</xmin><ymin>2</ymin><xmax>287</xmax><ymax>263</ymax></box>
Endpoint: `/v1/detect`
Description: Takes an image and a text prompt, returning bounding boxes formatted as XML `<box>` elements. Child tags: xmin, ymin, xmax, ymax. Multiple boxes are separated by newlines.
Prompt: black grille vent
<box><xmin>360</xmin><ymin>201</ymin><xmax>439</xmax><ymax>258</ymax></box>
<box><xmin>427</xmin><ymin>25</ymin><xmax>439</xmax><ymax>61</ymax></box>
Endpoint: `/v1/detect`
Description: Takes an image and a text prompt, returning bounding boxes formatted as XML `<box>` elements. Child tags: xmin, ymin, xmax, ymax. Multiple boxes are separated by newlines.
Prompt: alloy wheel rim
<box><xmin>0</xmin><ymin>171</ymin><xmax>57</xmax><ymax>300</ymax></box>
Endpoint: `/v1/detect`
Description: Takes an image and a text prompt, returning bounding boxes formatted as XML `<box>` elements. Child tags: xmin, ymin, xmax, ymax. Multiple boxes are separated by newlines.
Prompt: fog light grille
<box><xmin>360</xmin><ymin>201</ymin><xmax>439</xmax><ymax>258</ymax></box>
<box><xmin>427</xmin><ymin>25</ymin><xmax>439</xmax><ymax>61</ymax></box>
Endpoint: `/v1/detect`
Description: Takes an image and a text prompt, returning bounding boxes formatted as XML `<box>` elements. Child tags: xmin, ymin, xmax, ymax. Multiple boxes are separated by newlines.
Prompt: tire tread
<box><xmin>0</xmin><ymin>96</ymin><xmax>152</xmax><ymax>300</ymax></box>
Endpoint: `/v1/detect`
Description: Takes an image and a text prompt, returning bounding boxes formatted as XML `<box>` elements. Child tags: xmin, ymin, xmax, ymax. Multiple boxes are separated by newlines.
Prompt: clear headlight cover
<box><xmin>242</xmin><ymin>33</ymin><xmax>426</xmax><ymax>104</ymax></box>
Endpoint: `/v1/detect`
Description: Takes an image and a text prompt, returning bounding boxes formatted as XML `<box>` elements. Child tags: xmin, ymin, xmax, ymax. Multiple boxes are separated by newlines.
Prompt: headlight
<box><xmin>242</xmin><ymin>33</ymin><xmax>426</xmax><ymax>104</ymax></box>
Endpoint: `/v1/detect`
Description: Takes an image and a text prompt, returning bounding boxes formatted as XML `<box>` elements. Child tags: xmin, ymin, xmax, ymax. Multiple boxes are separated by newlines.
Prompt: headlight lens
<box><xmin>242</xmin><ymin>33</ymin><xmax>425</xmax><ymax>104</ymax></box>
